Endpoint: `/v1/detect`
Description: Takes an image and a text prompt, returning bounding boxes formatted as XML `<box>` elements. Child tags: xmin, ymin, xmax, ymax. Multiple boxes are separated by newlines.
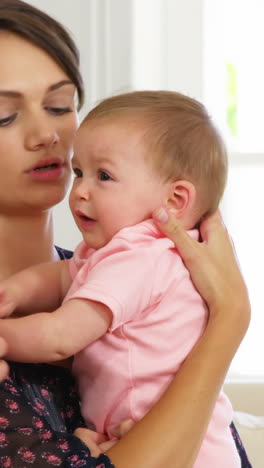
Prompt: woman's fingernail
<box><xmin>153</xmin><ymin>208</ymin><xmax>169</xmax><ymax>224</ymax></box>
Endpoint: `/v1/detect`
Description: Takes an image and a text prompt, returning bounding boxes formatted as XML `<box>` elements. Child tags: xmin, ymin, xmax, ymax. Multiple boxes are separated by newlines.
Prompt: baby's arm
<box><xmin>0</xmin><ymin>260</ymin><xmax>71</xmax><ymax>317</ymax></box>
<box><xmin>0</xmin><ymin>297</ymin><xmax>112</xmax><ymax>362</ymax></box>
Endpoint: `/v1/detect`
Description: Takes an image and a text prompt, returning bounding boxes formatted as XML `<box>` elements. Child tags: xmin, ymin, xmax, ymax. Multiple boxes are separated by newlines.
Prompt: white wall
<box><xmin>27</xmin><ymin>0</ymin><xmax>135</xmax><ymax>248</ymax></box>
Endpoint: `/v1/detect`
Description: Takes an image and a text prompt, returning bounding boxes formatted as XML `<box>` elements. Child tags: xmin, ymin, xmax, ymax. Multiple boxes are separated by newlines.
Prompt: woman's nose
<box><xmin>24</xmin><ymin>116</ymin><xmax>60</xmax><ymax>151</ymax></box>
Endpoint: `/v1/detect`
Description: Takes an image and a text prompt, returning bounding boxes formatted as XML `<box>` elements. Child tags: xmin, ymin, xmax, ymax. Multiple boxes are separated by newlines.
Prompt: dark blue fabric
<box><xmin>230</xmin><ymin>421</ymin><xmax>252</xmax><ymax>467</ymax></box>
<box><xmin>0</xmin><ymin>362</ymin><xmax>114</xmax><ymax>467</ymax></box>
<box><xmin>55</xmin><ymin>245</ymin><xmax>74</xmax><ymax>261</ymax></box>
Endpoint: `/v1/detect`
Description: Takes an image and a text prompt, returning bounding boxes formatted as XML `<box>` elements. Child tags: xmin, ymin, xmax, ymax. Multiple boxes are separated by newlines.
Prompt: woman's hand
<box><xmin>153</xmin><ymin>208</ymin><xmax>251</xmax><ymax>330</ymax></box>
<box><xmin>0</xmin><ymin>337</ymin><xmax>8</xmax><ymax>381</ymax></box>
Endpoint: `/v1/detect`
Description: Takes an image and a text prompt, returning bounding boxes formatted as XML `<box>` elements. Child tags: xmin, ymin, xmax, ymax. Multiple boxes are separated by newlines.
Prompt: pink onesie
<box><xmin>65</xmin><ymin>220</ymin><xmax>240</xmax><ymax>467</ymax></box>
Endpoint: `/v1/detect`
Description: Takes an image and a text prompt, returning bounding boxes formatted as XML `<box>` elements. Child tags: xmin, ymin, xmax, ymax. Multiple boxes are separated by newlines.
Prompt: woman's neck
<box><xmin>0</xmin><ymin>211</ymin><xmax>59</xmax><ymax>281</ymax></box>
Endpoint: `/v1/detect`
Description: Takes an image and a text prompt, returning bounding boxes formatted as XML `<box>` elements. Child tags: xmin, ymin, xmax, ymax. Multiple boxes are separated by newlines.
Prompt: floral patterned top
<box><xmin>0</xmin><ymin>362</ymin><xmax>114</xmax><ymax>467</ymax></box>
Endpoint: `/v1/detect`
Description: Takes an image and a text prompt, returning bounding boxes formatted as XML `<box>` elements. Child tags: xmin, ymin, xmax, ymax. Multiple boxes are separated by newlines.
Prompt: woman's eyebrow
<box><xmin>0</xmin><ymin>90</ymin><xmax>21</xmax><ymax>98</ymax></box>
<box><xmin>0</xmin><ymin>80</ymin><xmax>74</xmax><ymax>98</ymax></box>
<box><xmin>48</xmin><ymin>80</ymin><xmax>74</xmax><ymax>92</ymax></box>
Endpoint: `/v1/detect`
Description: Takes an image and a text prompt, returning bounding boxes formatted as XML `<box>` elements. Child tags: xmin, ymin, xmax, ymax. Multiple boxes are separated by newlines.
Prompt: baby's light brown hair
<box><xmin>83</xmin><ymin>90</ymin><xmax>227</xmax><ymax>218</ymax></box>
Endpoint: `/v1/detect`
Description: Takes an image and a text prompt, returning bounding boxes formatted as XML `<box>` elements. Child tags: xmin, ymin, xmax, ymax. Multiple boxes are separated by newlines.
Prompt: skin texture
<box><xmin>0</xmin><ymin>30</ymin><xmax>251</xmax><ymax>468</ymax></box>
<box><xmin>70</xmin><ymin>119</ymin><xmax>171</xmax><ymax>249</ymax></box>
<box><xmin>70</xmin><ymin>119</ymin><xmax>197</xmax><ymax>250</ymax></box>
<box><xmin>0</xmin><ymin>32</ymin><xmax>78</xmax><ymax>281</ymax></box>
<box><xmin>0</xmin><ymin>32</ymin><xmax>78</xmax><ymax>215</ymax></box>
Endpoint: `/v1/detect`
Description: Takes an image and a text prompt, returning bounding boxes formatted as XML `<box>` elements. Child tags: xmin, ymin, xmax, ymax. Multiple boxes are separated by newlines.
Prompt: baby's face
<box><xmin>69</xmin><ymin>118</ymin><xmax>171</xmax><ymax>249</ymax></box>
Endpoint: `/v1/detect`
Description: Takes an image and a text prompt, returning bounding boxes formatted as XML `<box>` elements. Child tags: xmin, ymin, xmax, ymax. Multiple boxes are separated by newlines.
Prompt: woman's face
<box><xmin>0</xmin><ymin>32</ymin><xmax>79</xmax><ymax>215</ymax></box>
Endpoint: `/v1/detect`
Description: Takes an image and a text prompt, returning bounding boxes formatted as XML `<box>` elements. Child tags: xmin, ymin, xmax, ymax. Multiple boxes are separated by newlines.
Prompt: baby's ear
<box><xmin>165</xmin><ymin>180</ymin><xmax>196</xmax><ymax>220</ymax></box>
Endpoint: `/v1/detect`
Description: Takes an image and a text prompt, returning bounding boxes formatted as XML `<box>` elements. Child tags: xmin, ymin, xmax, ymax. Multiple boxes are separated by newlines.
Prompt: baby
<box><xmin>0</xmin><ymin>91</ymin><xmax>240</xmax><ymax>467</ymax></box>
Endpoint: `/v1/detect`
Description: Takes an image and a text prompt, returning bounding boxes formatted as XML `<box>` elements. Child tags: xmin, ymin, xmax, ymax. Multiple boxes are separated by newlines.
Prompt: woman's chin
<box><xmin>0</xmin><ymin>177</ymin><xmax>71</xmax><ymax>215</ymax></box>
<box><xmin>37</xmin><ymin>189</ymin><xmax>68</xmax><ymax>211</ymax></box>
<box><xmin>30</xmin><ymin>179</ymin><xmax>71</xmax><ymax>211</ymax></box>
<box><xmin>12</xmin><ymin>189</ymin><xmax>68</xmax><ymax>214</ymax></box>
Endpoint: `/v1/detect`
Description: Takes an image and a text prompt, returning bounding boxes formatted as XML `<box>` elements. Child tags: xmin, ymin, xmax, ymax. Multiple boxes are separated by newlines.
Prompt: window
<box><xmin>205</xmin><ymin>0</ymin><xmax>264</xmax><ymax>153</ymax></box>
<box><xmin>204</xmin><ymin>0</ymin><xmax>264</xmax><ymax>377</ymax></box>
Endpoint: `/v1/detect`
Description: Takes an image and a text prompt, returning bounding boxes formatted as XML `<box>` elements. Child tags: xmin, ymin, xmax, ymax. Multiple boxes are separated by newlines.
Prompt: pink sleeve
<box><xmin>66</xmin><ymin>244</ymin><xmax>157</xmax><ymax>331</ymax></box>
<box><xmin>68</xmin><ymin>257</ymin><xmax>78</xmax><ymax>279</ymax></box>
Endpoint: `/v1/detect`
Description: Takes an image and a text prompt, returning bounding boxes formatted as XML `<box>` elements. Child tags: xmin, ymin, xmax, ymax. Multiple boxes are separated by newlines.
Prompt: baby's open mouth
<box><xmin>79</xmin><ymin>214</ymin><xmax>95</xmax><ymax>222</ymax></box>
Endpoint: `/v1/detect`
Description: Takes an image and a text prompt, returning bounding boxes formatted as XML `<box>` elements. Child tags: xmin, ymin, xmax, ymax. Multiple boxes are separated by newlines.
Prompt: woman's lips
<box><xmin>26</xmin><ymin>158</ymin><xmax>66</xmax><ymax>181</ymax></box>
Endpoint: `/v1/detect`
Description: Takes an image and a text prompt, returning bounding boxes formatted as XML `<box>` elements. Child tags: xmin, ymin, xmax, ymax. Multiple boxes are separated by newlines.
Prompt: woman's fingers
<box><xmin>152</xmin><ymin>207</ymin><xmax>250</xmax><ymax>328</ymax></box>
<box><xmin>152</xmin><ymin>208</ymin><xmax>198</xmax><ymax>264</ymax></box>
<box><xmin>199</xmin><ymin>210</ymin><xmax>223</xmax><ymax>243</ymax></box>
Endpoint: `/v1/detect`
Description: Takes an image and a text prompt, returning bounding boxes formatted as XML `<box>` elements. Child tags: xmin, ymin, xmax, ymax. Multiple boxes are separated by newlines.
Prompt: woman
<box><xmin>0</xmin><ymin>1</ymin><xmax>251</xmax><ymax>467</ymax></box>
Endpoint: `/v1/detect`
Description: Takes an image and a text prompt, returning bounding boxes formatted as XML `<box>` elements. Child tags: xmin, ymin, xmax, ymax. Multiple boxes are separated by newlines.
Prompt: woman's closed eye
<box><xmin>0</xmin><ymin>113</ymin><xmax>17</xmax><ymax>127</ymax></box>
<box><xmin>45</xmin><ymin>106</ymin><xmax>73</xmax><ymax>116</ymax></box>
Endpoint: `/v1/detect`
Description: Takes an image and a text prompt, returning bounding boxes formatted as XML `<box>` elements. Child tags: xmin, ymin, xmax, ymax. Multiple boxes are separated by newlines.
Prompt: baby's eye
<box><xmin>73</xmin><ymin>167</ymin><xmax>83</xmax><ymax>178</ymax></box>
<box><xmin>98</xmin><ymin>170</ymin><xmax>112</xmax><ymax>181</ymax></box>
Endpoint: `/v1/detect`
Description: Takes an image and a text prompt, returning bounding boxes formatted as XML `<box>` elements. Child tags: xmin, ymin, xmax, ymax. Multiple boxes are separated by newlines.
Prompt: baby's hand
<box><xmin>98</xmin><ymin>419</ymin><xmax>135</xmax><ymax>452</ymax></box>
<box><xmin>74</xmin><ymin>420</ymin><xmax>135</xmax><ymax>456</ymax></box>
<box><xmin>0</xmin><ymin>284</ymin><xmax>17</xmax><ymax>317</ymax></box>
<box><xmin>111</xmin><ymin>418</ymin><xmax>135</xmax><ymax>438</ymax></box>
<box><xmin>74</xmin><ymin>428</ymin><xmax>108</xmax><ymax>457</ymax></box>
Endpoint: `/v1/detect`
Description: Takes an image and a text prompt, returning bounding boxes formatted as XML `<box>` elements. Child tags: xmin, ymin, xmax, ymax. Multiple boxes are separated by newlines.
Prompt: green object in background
<box><xmin>226</xmin><ymin>62</ymin><xmax>238</xmax><ymax>136</ymax></box>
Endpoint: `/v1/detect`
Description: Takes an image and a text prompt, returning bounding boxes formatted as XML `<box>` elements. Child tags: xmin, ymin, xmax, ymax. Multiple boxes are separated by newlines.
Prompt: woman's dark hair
<box><xmin>0</xmin><ymin>0</ymin><xmax>84</xmax><ymax>109</ymax></box>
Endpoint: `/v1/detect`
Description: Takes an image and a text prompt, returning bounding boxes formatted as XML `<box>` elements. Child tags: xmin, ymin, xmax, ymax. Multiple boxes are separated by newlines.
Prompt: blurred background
<box><xmin>28</xmin><ymin>0</ymin><xmax>264</xmax><ymax>380</ymax></box>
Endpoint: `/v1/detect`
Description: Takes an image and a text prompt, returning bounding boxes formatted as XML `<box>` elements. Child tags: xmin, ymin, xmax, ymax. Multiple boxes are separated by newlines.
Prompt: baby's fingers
<box><xmin>0</xmin><ymin>338</ymin><xmax>8</xmax><ymax>381</ymax></box>
<box><xmin>111</xmin><ymin>419</ymin><xmax>135</xmax><ymax>439</ymax></box>
<box><xmin>74</xmin><ymin>428</ymin><xmax>102</xmax><ymax>457</ymax></box>
<box><xmin>0</xmin><ymin>286</ymin><xmax>16</xmax><ymax>317</ymax></box>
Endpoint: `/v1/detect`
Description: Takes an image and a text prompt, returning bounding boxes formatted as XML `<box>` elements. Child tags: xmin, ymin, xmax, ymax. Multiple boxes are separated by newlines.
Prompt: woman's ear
<box><xmin>165</xmin><ymin>180</ymin><xmax>196</xmax><ymax>220</ymax></box>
